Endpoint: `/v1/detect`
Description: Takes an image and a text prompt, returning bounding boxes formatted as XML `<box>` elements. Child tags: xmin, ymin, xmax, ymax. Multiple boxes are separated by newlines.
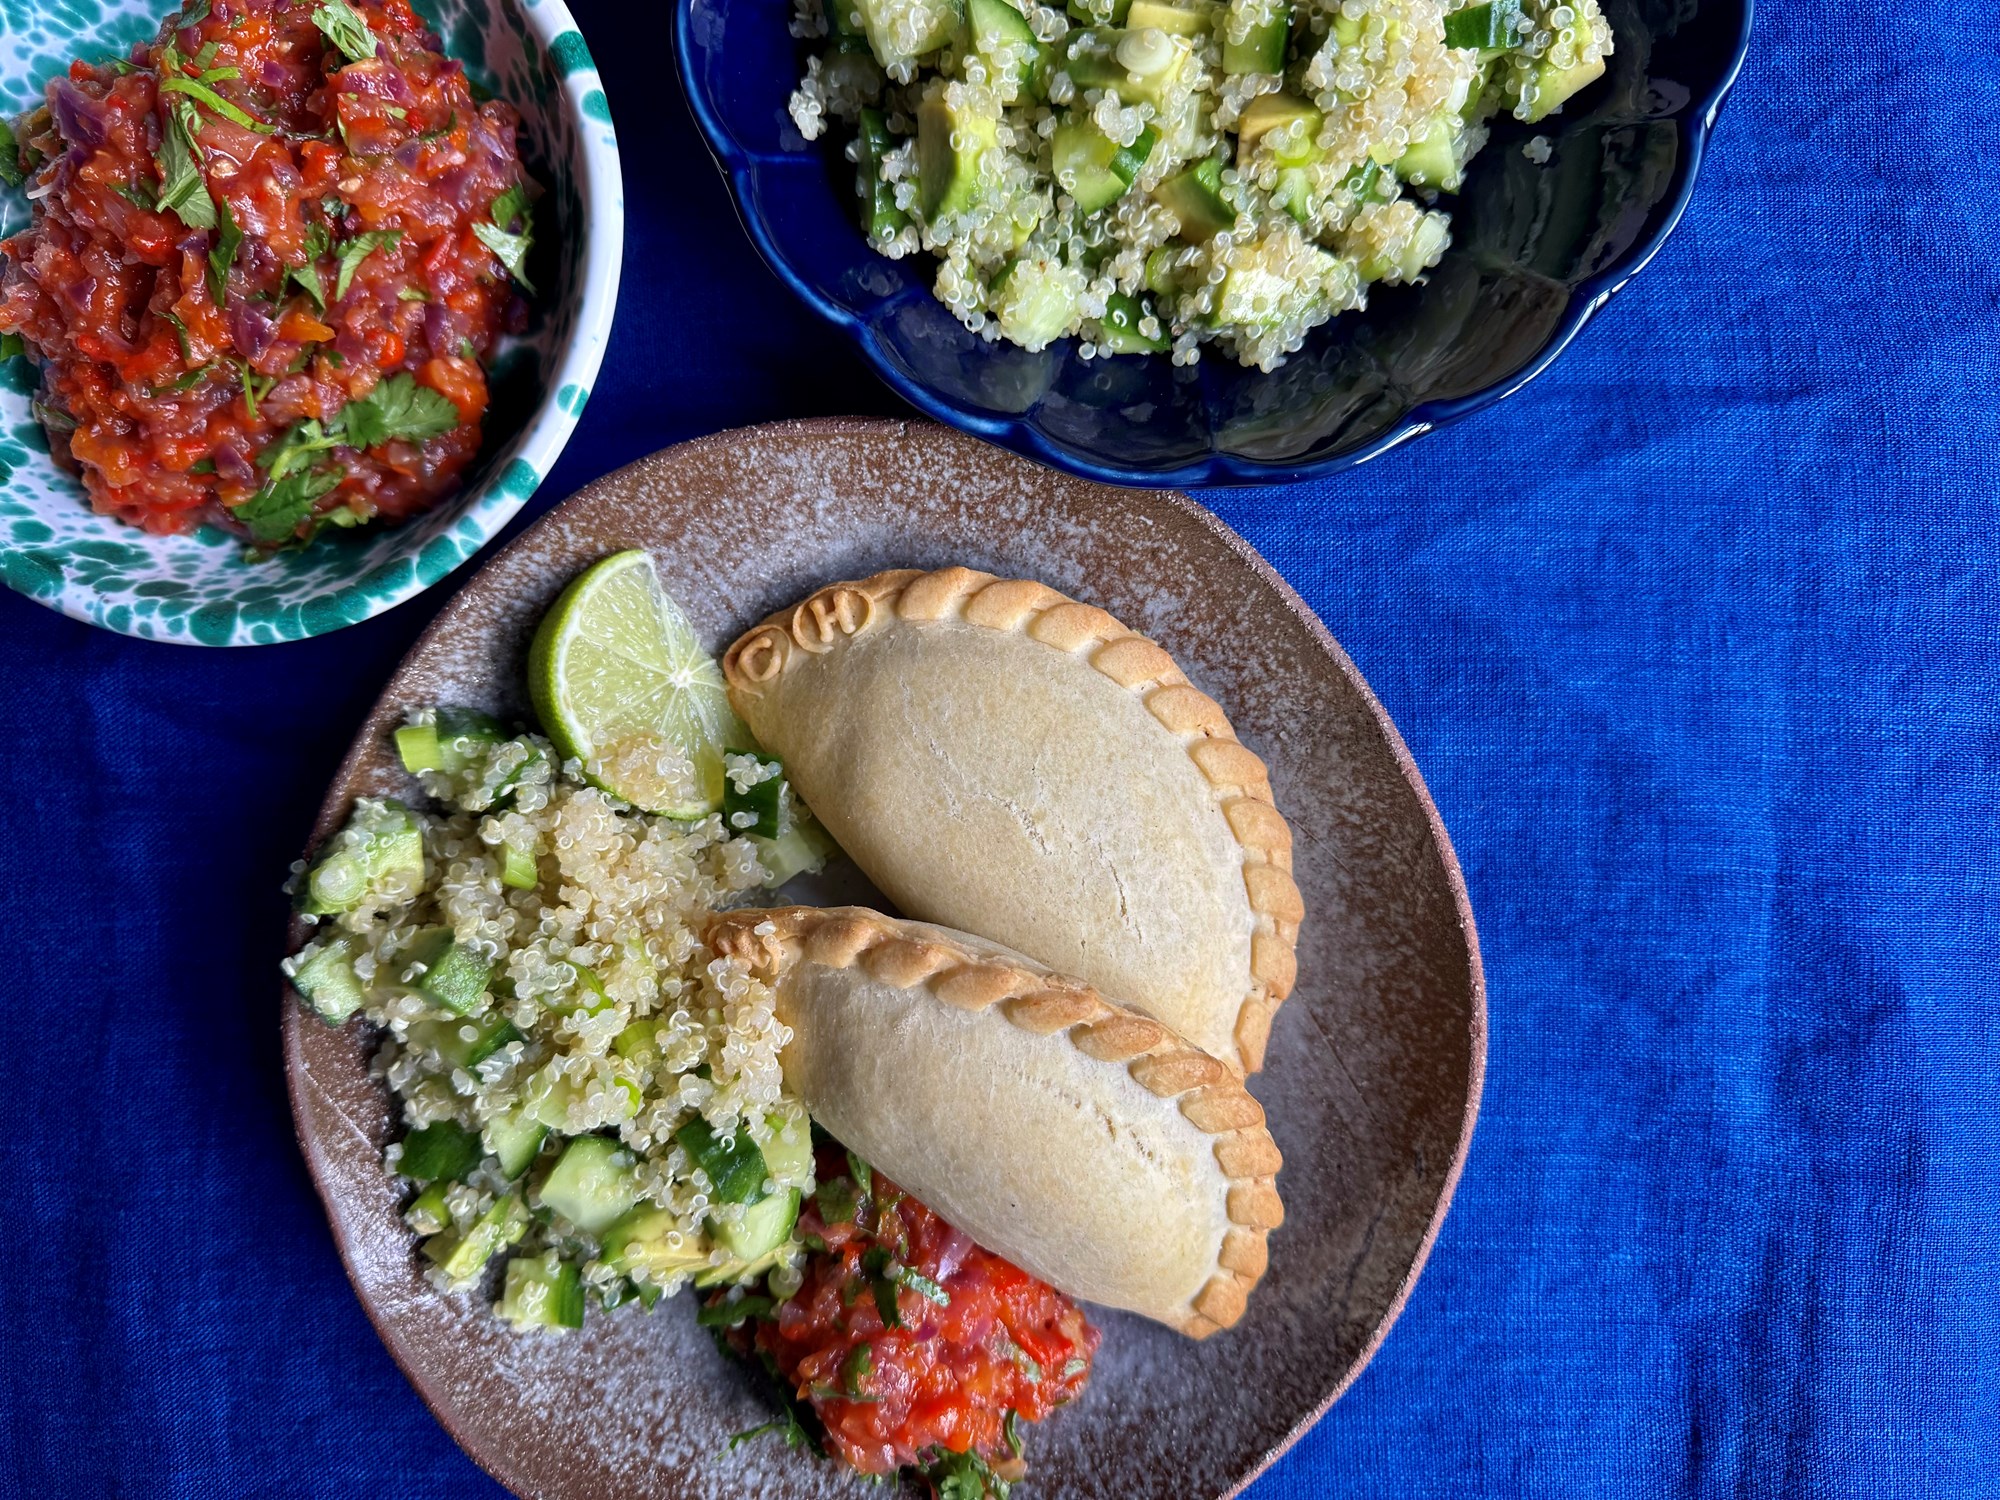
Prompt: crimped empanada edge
<box><xmin>705</xmin><ymin>905</ymin><xmax>1285</xmax><ymax>1339</ymax></box>
<box><xmin>720</xmin><ymin>565</ymin><xmax>1304</xmax><ymax>1073</ymax></box>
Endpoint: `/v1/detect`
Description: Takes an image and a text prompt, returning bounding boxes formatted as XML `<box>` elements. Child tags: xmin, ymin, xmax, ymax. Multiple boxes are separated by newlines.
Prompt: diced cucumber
<box><xmin>753</xmin><ymin>818</ymin><xmax>838</xmax><ymax>886</ymax></box>
<box><xmin>1395</xmin><ymin>111</ymin><xmax>1460</xmax><ymax>187</ymax></box>
<box><xmin>712</xmin><ymin>1189</ymin><xmax>801</xmax><ymax>1261</ymax></box>
<box><xmin>499</xmin><ymin>1252</ymin><xmax>585</xmax><ymax>1330</ymax></box>
<box><xmin>1063</xmin><ymin>27</ymin><xmax>1189</xmax><ymax>106</ymax></box>
<box><xmin>722</xmin><ymin>751</ymin><xmax>787</xmax><ymax>839</ymax></box>
<box><xmin>918</xmin><ymin>96</ymin><xmax>1000</xmax><ymax>218</ymax></box>
<box><xmin>1221</xmin><ymin>0</ymin><xmax>1289</xmax><ymax>72</ymax></box>
<box><xmin>1341</xmin><ymin>157</ymin><xmax>1396</xmax><ymax>206</ymax></box>
<box><xmin>855</xmin><ymin>108</ymin><xmax>910</xmax><ymax>241</ymax></box>
<box><xmin>538</xmin><ymin>1135</ymin><xmax>641</xmax><ymax>1234</ymax></box>
<box><xmin>1237</xmin><ymin>92</ymin><xmax>1322</xmax><ymax>164</ymax></box>
<box><xmin>1145</xmin><ymin>243</ymin><xmax>1197</xmax><ymax>296</ymax></box>
<box><xmin>398</xmin><ymin>927</ymin><xmax>492</xmax><ymax>1017</ymax></box>
<box><xmin>1067</xmin><ymin>0</ymin><xmax>1132</xmax><ymax>19</ymax></box>
<box><xmin>299</xmin><ymin>800</ymin><xmax>424</xmax><ymax>916</ymax></box>
<box><xmin>1094</xmin><ymin>291</ymin><xmax>1170</xmax><ymax>352</ymax></box>
<box><xmin>484</xmin><ymin>1110</ymin><xmax>549</xmax><ymax>1180</ymax></box>
<box><xmin>823</xmin><ymin>0</ymin><xmax>871</xmax><ymax>50</ymax></box>
<box><xmin>1052</xmin><ymin>117</ymin><xmax>1156</xmax><ymax>213</ymax></box>
<box><xmin>423</xmin><ymin>1192</ymin><xmax>528</xmax><ymax>1284</ymax></box>
<box><xmin>394</xmin><ymin>723</ymin><xmax>445</xmax><ymax>773</ymax></box>
<box><xmin>287</xmin><ymin>937</ymin><xmax>367</xmax><ymax>1025</ymax></box>
<box><xmin>404</xmin><ymin>1182</ymin><xmax>451</xmax><ymax>1235</ymax></box>
<box><xmin>693</xmin><ymin>1241</ymin><xmax>792</xmax><ymax>1290</ymax></box>
<box><xmin>676</xmin><ymin>1117</ymin><xmax>771</xmax><ymax>1205</ymax></box>
<box><xmin>1443</xmin><ymin>0</ymin><xmax>1521</xmax><ymax>50</ymax></box>
<box><xmin>1125</xmin><ymin>0</ymin><xmax>1215</xmax><ymax>35</ymax></box>
<box><xmin>1274</xmin><ymin>166</ymin><xmax>1313</xmax><ymax>223</ymax></box>
<box><xmin>967</xmin><ymin>0</ymin><xmax>1050</xmax><ymax>99</ymax></box>
<box><xmin>1520</xmin><ymin>52</ymin><xmax>1604</xmax><ymax>121</ymax></box>
<box><xmin>612</xmin><ymin>1019</ymin><xmax>659</xmax><ymax>1061</ymax></box>
<box><xmin>414</xmin><ymin>1012</ymin><xmax>523</xmax><ymax>1071</ymax></box>
<box><xmin>549</xmin><ymin>961</ymin><xmax>615</xmax><ymax>1018</ymax></box>
<box><xmin>852</xmin><ymin>0</ymin><xmax>963</xmax><ymax>70</ymax></box>
<box><xmin>1153</xmin><ymin>157</ymin><xmax>1234</xmax><ymax>240</ymax></box>
<box><xmin>1357</xmin><ymin>209</ymin><xmax>1450</xmax><ymax>282</ymax></box>
<box><xmin>399</xmin><ymin>1120</ymin><xmax>485</xmax><ymax>1183</ymax></box>
<box><xmin>992</xmin><ymin>256</ymin><xmax>1081</xmax><ymax>350</ymax></box>
<box><xmin>759</xmin><ymin>1116</ymin><xmax>815</xmax><ymax>1186</ymax></box>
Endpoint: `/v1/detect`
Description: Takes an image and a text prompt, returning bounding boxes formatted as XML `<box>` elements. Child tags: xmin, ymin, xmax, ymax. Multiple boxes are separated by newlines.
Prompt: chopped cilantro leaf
<box><xmin>1004</xmin><ymin>1409</ymin><xmax>1023</xmax><ymax>1460</ymax></box>
<box><xmin>192</xmin><ymin>39</ymin><xmax>220</xmax><ymax>69</ymax></box>
<box><xmin>1060</xmin><ymin>1356</ymin><xmax>1087</xmax><ymax>1377</ymax></box>
<box><xmin>695</xmin><ymin>1294</ymin><xmax>775</xmax><ymax>1328</ymax></box>
<box><xmin>287</xmin><ymin>229</ymin><xmax>329</xmax><ymax>310</ymax></box>
<box><xmin>337</xmin><ymin>372</ymin><xmax>459</xmax><ymax>449</ymax></box>
<box><xmin>925</xmin><ymin>1448</ymin><xmax>1011</xmax><ymax>1500</ymax></box>
<box><xmin>257</xmin><ymin>418</ymin><xmax>342</xmax><ymax>481</ymax></box>
<box><xmin>726</xmin><ymin>1409</ymin><xmax>812</xmax><ymax>1454</ymax></box>
<box><xmin>313</xmin><ymin>0</ymin><xmax>378</xmax><ymax>64</ymax></box>
<box><xmin>234</xmin><ymin>359</ymin><xmax>272</xmax><ymax>418</ymax></box>
<box><xmin>162</xmin><ymin>310</ymin><xmax>194</xmax><ymax>364</ymax></box>
<box><xmin>231</xmin><ymin>463</ymin><xmax>344</xmax><ymax>543</ymax></box>
<box><xmin>208</xmin><ymin>197</ymin><xmax>241</xmax><ymax>307</ymax></box>
<box><xmin>0</xmin><ymin>333</ymin><xmax>23</xmax><ymax>360</ymax></box>
<box><xmin>114</xmin><ymin>183</ymin><xmax>158</xmax><ymax>211</ymax></box>
<box><xmin>176</xmin><ymin>0</ymin><xmax>213</xmax><ymax>31</ymax></box>
<box><xmin>187</xmin><ymin>457</ymin><xmax>216</xmax><ymax>475</ymax></box>
<box><xmin>333</xmin><ymin>228</ymin><xmax>401</xmax><ymax>300</ymax></box>
<box><xmin>155</xmin><ymin>99</ymin><xmax>216</xmax><ymax>230</ymax></box>
<box><xmin>893</xmin><ymin>1265</ymin><xmax>950</xmax><ymax>1307</ymax></box>
<box><xmin>846</xmin><ymin>1152</ymin><xmax>873</xmax><ymax>1203</ymax></box>
<box><xmin>396</xmin><ymin>285</ymin><xmax>429</xmax><ymax>302</ymax></box>
<box><xmin>813</xmin><ymin>1177</ymin><xmax>858</xmax><ymax>1225</ymax></box>
<box><xmin>472</xmin><ymin>182</ymin><xmax>535</xmax><ymax>292</ymax></box>
<box><xmin>0</xmin><ymin>118</ymin><xmax>22</xmax><ymax>190</ymax></box>
<box><xmin>840</xmin><ymin>1344</ymin><xmax>873</xmax><ymax>1396</ymax></box>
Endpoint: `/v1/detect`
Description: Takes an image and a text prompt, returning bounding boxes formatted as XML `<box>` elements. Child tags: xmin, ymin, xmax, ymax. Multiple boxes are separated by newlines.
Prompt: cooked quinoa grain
<box><xmin>790</xmin><ymin>0</ymin><xmax>1611</xmax><ymax>368</ymax></box>
<box><xmin>284</xmin><ymin>714</ymin><xmax>818</xmax><ymax>1320</ymax></box>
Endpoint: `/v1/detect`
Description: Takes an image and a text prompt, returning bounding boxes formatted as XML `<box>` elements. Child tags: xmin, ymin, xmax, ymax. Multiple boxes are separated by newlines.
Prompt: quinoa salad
<box><xmin>788</xmin><ymin>0</ymin><xmax>1613</xmax><ymax>369</ymax></box>
<box><xmin>284</xmin><ymin>714</ymin><xmax>829</xmax><ymax>1321</ymax></box>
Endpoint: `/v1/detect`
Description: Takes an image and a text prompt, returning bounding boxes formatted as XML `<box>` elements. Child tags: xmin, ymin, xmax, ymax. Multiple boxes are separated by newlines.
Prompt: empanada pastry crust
<box><xmin>722</xmin><ymin>567</ymin><xmax>1302</xmax><ymax>1073</ymax></box>
<box><xmin>707</xmin><ymin>906</ymin><xmax>1284</xmax><ymax>1337</ymax></box>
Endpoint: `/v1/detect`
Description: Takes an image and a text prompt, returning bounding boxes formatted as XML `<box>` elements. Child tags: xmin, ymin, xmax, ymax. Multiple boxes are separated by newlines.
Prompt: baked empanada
<box><xmin>721</xmin><ymin>567</ymin><xmax>1302</xmax><ymax>1073</ymax></box>
<box><xmin>706</xmin><ymin>906</ymin><xmax>1284</xmax><ymax>1337</ymax></box>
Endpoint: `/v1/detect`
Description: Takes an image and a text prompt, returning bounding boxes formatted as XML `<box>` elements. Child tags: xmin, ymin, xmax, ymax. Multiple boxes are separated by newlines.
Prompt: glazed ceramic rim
<box><xmin>282</xmin><ymin>416</ymin><xmax>1487</xmax><ymax>1498</ymax></box>
<box><xmin>3</xmin><ymin>0</ymin><xmax>624</xmax><ymax>645</ymax></box>
<box><xmin>673</xmin><ymin>3</ymin><xmax>1754</xmax><ymax>488</ymax></box>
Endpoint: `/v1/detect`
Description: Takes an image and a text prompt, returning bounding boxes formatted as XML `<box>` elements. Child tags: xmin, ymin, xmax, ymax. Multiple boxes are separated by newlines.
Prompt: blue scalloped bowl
<box><xmin>676</xmin><ymin>0</ymin><xmax>1750</xmax><ymax>487</ymax></box>
<box><xmin>0</xmin><ymin>0</ymin><xmax>621</xmax><ymax>644</ymax></box>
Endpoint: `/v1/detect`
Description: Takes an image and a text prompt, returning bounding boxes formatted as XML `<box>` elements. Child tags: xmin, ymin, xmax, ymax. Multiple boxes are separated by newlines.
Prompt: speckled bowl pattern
<box><xmin>0</xmin><ymin>0</ymin><xmax>621</xmax><ymax>644</ymax></box>
<box><xmin>284</xmin><ymin>419</ymin><xmax>1485</xmax><ymax>1500</ymax></box>
<box><xmin>675</xmin><ymin>0</ymin><xmax>1751</xmax><ymax>488</ymax></box>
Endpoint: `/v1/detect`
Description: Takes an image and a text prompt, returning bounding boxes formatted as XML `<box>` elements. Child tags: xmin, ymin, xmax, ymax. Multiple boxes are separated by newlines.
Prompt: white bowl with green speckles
<box><xmin>0</xmin><ymin>0</ymin><xmax>621</xmax><ymax>645</ymax></box>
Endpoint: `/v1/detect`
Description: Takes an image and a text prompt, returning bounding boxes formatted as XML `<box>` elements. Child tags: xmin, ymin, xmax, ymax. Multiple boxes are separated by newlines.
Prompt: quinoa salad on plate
<box><xmin>788</xmin><ymin>0</ymin><xmax>1612</xmax><ymax>369</ymax></box>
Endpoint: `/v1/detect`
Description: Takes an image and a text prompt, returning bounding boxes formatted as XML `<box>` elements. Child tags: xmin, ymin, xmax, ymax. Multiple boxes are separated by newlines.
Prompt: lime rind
<box><xmin>527</xmin><ymin>550</ymin><xmax>748</xmax><ymax>819</ymax></box>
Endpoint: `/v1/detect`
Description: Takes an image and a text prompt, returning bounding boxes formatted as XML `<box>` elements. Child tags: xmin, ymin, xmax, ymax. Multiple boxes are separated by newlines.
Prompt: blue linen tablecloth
<box><xmin>4</xmin><ymin>1</ymin><xmax>1997</xmax><ymax>1494</ymax></box>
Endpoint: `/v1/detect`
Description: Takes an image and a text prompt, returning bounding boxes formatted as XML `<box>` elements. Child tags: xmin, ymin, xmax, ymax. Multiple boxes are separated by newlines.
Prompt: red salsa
<box><xmin>716</xmin><ymin>1149</ymin><xmax>1099</xmax><ymax>1491</ymax></box>
<box><xmin>0</xmin><ymin>0</ymin><xmax>534</xmax><ymax>542</ymax></box>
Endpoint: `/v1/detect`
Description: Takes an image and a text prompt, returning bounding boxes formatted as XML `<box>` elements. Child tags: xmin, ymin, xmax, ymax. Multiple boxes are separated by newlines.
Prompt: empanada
<box><xmin>706</xmin><ymin>906</ymin><xmax>1284</xmax><ymax>1337</ymax></box>
<box><xmin>721</xmin><ymin>567</ymin><xmax>1302</xmax><ymax>1073</ymax></box>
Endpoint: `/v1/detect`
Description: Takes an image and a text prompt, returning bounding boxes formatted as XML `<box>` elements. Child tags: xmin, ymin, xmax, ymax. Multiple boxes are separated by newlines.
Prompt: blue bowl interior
<box><xmin>679</xmin><ymin>0</ymin><xmax>1751</xmax><ymax>486</ymax></box>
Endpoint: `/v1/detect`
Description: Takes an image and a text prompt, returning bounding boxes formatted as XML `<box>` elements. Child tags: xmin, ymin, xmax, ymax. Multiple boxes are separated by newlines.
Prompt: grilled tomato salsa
<box><xmin>711</xmin><ymin>1147</ymin><xmax>1098</xmax><ymax>1496</ymax></box>
<box><xmin>0</xmin><ymin>0</ymin><xmax>536</xmax><ymax>543</ymax></box>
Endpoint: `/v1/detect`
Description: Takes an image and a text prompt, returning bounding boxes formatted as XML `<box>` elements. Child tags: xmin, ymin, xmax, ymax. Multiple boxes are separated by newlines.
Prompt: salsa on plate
<box><xmin>0</xmin><ymin>0</ymin><xmax>536</xmax><ymax>543</ymax></box>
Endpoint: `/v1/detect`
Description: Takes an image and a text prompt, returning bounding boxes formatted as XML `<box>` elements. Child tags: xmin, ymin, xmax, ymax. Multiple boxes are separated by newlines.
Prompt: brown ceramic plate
<box><xmin>283</xmin><ymin>417</ymin><xmax>1484</xmax><ymax>1500</ymax></box>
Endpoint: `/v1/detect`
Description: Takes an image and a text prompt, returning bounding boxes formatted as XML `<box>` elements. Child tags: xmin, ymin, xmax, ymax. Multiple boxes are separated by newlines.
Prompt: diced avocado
<box><xmin>1125</xmin><ymin>0</ymin><xmax>1215</xmax><ymax>35</ymax></box>
<box><xmin>967</xmin><ymin>0</ymin><xmax>1050</xmax><ymax>99</ymax></box>
<box><xmin>1221</xmin><ymin>0</ymin><xmax>1289</xmax><ymax>72</ymax></box>
<box><xmin>398</xmin><ymin>927</ymin><xmax>492</xmax><ymax>1017</ymax></box>
<box><xmin>1052</xmin><ymin>117</ymin><xmax>1156</xmax><ymax>213</ymax></box>
<box><xmin>676</xmin><ymin>1116</ymin><xmax>769</xmax><ymax>1205</ymax></box>
<box><xmin>855</xmin><ymin>108</ymin><xmax>910</xmax><ymax>241</ymax></box>
<box><xmin>991</xmin><ymin>257</ymin><xmax>1081</xmax><ymax>350</ymax></box>
<box><xmin>1238</xmin><ymin>92</ymin><xmax>1322</xmax><ymax>164</ymax></box>
<box><xmin>693</xmin><ymin>1242</ymin><xmax>793</xmax><ymax>1290</ymax></box>
<box><xmin>1094</xmin><ymin>291</ymin><xmax>1170</xmax><ymax>352</ymax></box>
<box><xmin>1153</xmin><ymin>158</ymin><xmax>1234</xmax><ymax>241</ymax></box>
<box><xmin>712</xmin><ymin>1189</ymin><xmax>801</xmax><ymax>1261</ymax></box>
<box><xmin>414</xmin><ymin>1012</ymin><xmax>522</xmax><ymax>1071</ymax></box>
<box><xmin>423</xmin><ymin>1192</ymin><xmax>528</xmax><ymax>1285</ymax></box>
<box><xmin>399</xmin><ymin>1120</ymin><xmax>485</xmax><ymax>1183</ymax></box>
<box><xmin>1063</xmin><ymin>27</ymin><xmax>1190</xmax><ymax>107</ymax></box>
<box><xmin>753</xmin><ymin>818</ymin><xmax>838</xmax><ymax>887</ymax></box>
<box><xmin>484</xmin><ymin>1110</ymin><xmax>549</xmax><ymax>1180</ymax></box>
<box><xmin>404</xmin><ymin>1182</ymin><xmax>451</xmax><ymax>1235</ymax></box>
<box><xmin>1521</xmin><ymin>52</ymin><xmax>1604</xmax><ymax>121</ymax></box>
<box><xmin>538</xmin><ymin>1135</ymin><xmax>641</xmax><ymax>1234</ymax></box>
<box><xmin>758</xmin><ymin>1116</ymin><xmax>815</xmax><ymax>1186</ymax></box>
<box><xmin>287</xmin><ymin>937</ymin><xmax>367</xmax><ymax>1025</ymax></box>
<box><xmin>498</xmin><ymin>1252</ymin><xmax>585</xmax><ymax>1330</ymax></box>
<box><xmin>299</xmin><ymin>800</ymin><xmax>424</xmax><ymax>916</ymax></box>
<box><xmin>851</xmin><ymin>0</ymin><xmax>963</xmax><ymax>70</ymax></box>
<box><xmin>918</xmin><ymin>96</ymin><xmax>1000</xmax><ymax>218</ymax></box>
<box><xmin>601</xmin><ymin>1206</ymin><xmax>711</xmax><ymax>1283</ymax></box>
<box><xmin>1395</xmin><ymin>111</ymin><xmax>1460</xmax><ymax>188</ymax></box>
<box><xmin>1357</xmin><ymin>209</ymin><xmax>1450</xmax><ymax>282</ymax></box>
